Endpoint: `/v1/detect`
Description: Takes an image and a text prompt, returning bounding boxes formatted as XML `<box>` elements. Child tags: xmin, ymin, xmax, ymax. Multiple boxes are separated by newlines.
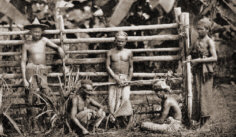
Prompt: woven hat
<box><xmin>24</xmin><ymin>18</ymin><xmax>48</xmax><ymax>30</ymax></box>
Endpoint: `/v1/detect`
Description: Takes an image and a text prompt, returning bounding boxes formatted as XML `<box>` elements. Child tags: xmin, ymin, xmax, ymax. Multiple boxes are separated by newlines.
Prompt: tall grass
<box><xmin>0</xmin><ymin>77</ymin><xmax>24</xmax><ymax>136</ymax></box>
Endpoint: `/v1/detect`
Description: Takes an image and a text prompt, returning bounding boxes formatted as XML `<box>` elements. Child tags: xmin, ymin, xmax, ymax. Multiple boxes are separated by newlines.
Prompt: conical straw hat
<box><xmin>24</xmin><ymin>18</ymin><xmax>48</xmax><ymax>30</ymax></box>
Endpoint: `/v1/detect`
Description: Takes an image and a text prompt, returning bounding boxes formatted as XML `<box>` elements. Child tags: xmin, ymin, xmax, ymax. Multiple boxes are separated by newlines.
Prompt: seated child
<box><xmin>141</xmin><ymin>80</ymin><xmax>182</xmax><ymax>132</ymax></box>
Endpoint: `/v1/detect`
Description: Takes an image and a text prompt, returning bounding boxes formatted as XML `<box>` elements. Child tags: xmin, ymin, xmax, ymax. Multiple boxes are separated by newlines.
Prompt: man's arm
<box><xmin>21</xmin><ymin>44</ymin><xmax>29</xmax><ymax>88</ymax></box>
<box><xmin>106</xmin><ymin>51</ymin><xmax>120</xmax><ymax>82</ymax></box>
<box><xmin>190</xmin><ymin>39</ymin><xmax>217</xmax><ymax>63</ymax></box>
<box><xmin>43</xmin><ymin>37</ymin><xmax>65</xmax><ymax>59</ymax></box>
<box><xmin>89</xmin><ymin>98</ymin><xmax>104</xmax><ymax>109</ymax></box>
<box><xmin>71</xmin><ymin>97</ymin><xmax>88</xmax><ymax>134</ymax></box>
<box><xmin>128</xmin><ymin>51</ymin><xmax>133</xmax><ymax>81</ymax></box>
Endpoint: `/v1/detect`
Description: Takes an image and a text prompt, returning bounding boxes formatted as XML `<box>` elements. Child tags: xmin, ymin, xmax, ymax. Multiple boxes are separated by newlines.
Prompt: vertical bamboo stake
<box><xmin>182</xmin><ymin>13</ymin><xmax>192</xmax><ymax>121</ymax></box>
<box><xmin>0</xmin><ymin>87</ymin><xmax>3</xmax><ymax>135</ymax></box>
<box><xmin>59</xmin><ymin>15</ymin><xmax>67</xmax><ymax>89</ymax></box>
<box><xmin>174</xmin><ymin>7</ymin><xmax>183</xmax><ymax>74</ymax></box>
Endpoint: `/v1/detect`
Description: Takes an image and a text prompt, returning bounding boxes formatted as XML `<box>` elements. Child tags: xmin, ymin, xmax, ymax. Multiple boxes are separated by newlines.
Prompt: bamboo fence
<box><xmin>0</xmin><ymin>8</ymin><xmax>192</xmax><ymax>118</ymax></box>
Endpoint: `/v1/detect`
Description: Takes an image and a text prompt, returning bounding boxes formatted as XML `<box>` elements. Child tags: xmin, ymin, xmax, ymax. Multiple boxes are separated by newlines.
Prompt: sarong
<box><xmin>141</xmin><ymin>117</ymin><xmax>182</xmax><ymax>133</ymax></box>
<box><xmin>108</xmin><ymin>74</ymin><xmax>133</xmax><ymax>117</ymax></box>
<box><xmin>192</xmin><ymin>66</ymin><xmax>213</xmax><ymax>121</ymax></box>
<box><xmin>76</xmin><ymin>109</ymin><xmax>105</xmax><ymax>126</ymax></box>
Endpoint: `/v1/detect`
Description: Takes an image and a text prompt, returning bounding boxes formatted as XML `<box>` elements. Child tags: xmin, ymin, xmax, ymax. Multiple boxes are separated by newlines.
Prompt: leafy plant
<box><xmin>0</xmin><ymin>77</ymin><xmax>24</xmax><ymax>137</ymax></box>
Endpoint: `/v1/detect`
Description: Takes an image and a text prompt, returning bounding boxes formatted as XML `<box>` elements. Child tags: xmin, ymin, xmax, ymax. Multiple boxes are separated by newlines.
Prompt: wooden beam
<box><xmin>0</xmin><ymin>47</ymin><xmax>181</xmax><ymax>56</ymax></box>
<box><xmin>0</xmin><ymin>72</ymin><xmax>182</xmax><ymax>79</ymax></box>
<box><xmin>0</xmin><ymin>34</ymin><xmax>180</xmax><ymax>45</ymax></box>
<box><xmin>6</xmin><ymin>78</ymin><xmax>182</xmax><ymax>87</ymax></box>
<box><xmin>0</xmin><ymin>23</ymin><xmax>178</xmax><ymax>36</ymax></box>
<box><xmin>0</xmin><ymin>55</ymin><xmax>180</xmax><ymax>67</ymax></box>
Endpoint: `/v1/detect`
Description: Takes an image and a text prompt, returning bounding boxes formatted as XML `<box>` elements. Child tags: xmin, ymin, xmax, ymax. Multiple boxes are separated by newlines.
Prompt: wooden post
<box><xmin>181</xmin><ymin>13</ymin><xmax>192</xmax><ymax>122</ymax></box>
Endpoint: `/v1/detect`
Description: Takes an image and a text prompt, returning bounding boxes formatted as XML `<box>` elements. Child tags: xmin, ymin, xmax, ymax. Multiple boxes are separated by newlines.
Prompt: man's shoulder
<box><xmin>108</xmin><ymin>48</ymin><xmax>116</xmax><ymax>54</ymax></box>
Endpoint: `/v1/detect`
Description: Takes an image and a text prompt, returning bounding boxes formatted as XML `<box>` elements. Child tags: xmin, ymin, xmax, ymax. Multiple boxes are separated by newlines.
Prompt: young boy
<box><xmin>21</xmin><ymin>18</ymin><xmax>65</xmax><ymax>131</ymax></box>
<box><xmin>70</xmin><ymin>80</ymin><xmax>105</xmax><ymax>135</ymax></box>
<box><xmin>106</xmin><ymin>31</ymin><xmax>133</xmax><ymax>121</ymax></box>
<box><xmin>141</xmin><ymin>80</ymin><xmax>182</xmax><ymax>132</ymax></box>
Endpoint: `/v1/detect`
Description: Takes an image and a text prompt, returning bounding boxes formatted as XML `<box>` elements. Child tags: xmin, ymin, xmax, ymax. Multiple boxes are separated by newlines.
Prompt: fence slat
<box><xmin>0</xmin><ymin>23</ymin><xmax>178</xmax><ymax>36</ymax></box>
<box><xmin>0</xmin><ymin>47</ymin><xmax>181</xmax><ymax>56</ymax></box>
<box><xmin>0</xmin><ymin>72</ymin><xmax>182</xmax><ymax>79</ymax></box>
<box><xmin>6</xmin><ymin>78</ymin><xmax>182</xmax><ymax>87</ymax></box>
<box><xmin>0</xmin><ymin>34</ymin><xmax>180</xmax><ymax>45</ymax></box>
<box><xmin>0</xmin><ymin>55</ymin><xmax>180</xmax><ymax>67</ymax></box>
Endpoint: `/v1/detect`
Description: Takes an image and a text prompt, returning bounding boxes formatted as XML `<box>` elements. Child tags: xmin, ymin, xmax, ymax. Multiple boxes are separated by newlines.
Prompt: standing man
<box><xmin>21</xmin><ymin>18</ymin><xmax>65</xmax><ymax>131</ymax></box>
<box><xmin>186</xmin><ymin>17</ymin><xmax>217</xmax><ymax>127</ymax></box>
<box><xmin>106</xmin><ymin>31</ymin><xmax>133</xmax><ymax>122</ymax></box>
<box><xmin>71</xmin><ymin>80</ymin><xmax>105</xmax><ymax>135</ymax></box>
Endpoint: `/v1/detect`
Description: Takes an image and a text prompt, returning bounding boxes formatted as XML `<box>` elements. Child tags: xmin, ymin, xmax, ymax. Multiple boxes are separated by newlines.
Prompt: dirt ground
<box><xmin>5</xmin><ymin>82</ymin><xmax>236</xmax><ymax>137</ymax></box>
<box><xmin>82</xmin><ymin>83</ymin><xmax>236</xmax><ymax>137</ymax></box>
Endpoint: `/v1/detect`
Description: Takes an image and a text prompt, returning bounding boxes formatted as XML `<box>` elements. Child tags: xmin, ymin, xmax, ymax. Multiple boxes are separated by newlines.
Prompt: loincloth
<box><xmin>76</xmin><ymin>109</ymin><xmax>105</xmax><ymax>125</ymax></box>
<box><xmin>26</xmin><ymin>63</ymin><xmax>49</xmax><ymax>90</ymax></box>
<box><xmin>109</xmin><ymin>74</ymin><xmax>133</xmax><ymax>117</ymax></box>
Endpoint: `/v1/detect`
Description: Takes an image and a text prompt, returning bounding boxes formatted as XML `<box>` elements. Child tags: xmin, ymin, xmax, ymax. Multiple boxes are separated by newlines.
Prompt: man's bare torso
<box><xmin>109</xmin><ymin>48</ymin><xmax>132</xmax><ymax>75</ymax></box>
<box><xmin>76</xmin><ymin>95</ymin><xmax>91</xmax><ymax>112</ymax></box>
<box><xmin>25</xmin><ymin>37</ymin><xmax>47</xmax><ymax>65</ymax></box>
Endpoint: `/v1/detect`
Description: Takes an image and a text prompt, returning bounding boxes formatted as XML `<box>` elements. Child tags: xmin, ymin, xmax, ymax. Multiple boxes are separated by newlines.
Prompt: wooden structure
<box><xmin>0</xmin><ymin>8</ymin><xmax>192</xmax><ymax>122</ymax></box>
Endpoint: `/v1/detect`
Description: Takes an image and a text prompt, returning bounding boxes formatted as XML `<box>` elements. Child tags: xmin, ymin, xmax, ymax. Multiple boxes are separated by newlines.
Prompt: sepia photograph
<box><xmin>0</xmin><ymin>0</ymin><xmax>235</xmax><ymax>136</ymax></box>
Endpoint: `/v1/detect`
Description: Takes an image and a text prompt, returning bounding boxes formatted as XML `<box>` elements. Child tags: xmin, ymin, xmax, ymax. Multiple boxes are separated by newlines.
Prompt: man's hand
<box><xmin>82</xmin><ymin>129</ymin><xmax>89</xmax><ymax>135</ymax></box>
<box><xmin>23</xmin><ymin>80</ymin><xmax>29</xmax><ymax>89</ymax></box>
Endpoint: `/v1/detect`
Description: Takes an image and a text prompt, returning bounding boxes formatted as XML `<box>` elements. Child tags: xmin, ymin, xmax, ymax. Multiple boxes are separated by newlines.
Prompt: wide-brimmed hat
<box><xmin>24</xmin><ymin>18</ymin><xmax>48</xmax><ymax>30</ymax></box>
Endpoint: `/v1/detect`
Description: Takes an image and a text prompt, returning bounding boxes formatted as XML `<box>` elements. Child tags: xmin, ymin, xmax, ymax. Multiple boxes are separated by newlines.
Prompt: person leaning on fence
<box><xmin>185</xmin><ymin>17</ymin><xmax>217</xmax><ymax>127</ymax></box>
<box><xmin>106</xmin><ymin>31</ymin><xmax>133</xmax><ymax>123</ymax></box>
<box><xmin>21</xmin><ymin>18</ymin><xmax>65</xmax><ymax>131</ymax></box>
<box><xmin>141</xmin><ymin>80</ymin><xmax>183</xmax><ymax>133</ymax></box>
<box><xmin>70</xmin><ymin>80</ymin><xmax>105</xmax><ymax>135</ymax></box>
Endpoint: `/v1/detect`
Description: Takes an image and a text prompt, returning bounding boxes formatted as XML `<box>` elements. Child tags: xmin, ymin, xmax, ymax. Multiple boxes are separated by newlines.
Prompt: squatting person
<box><xmin>70</xmin><ymin>80</ymin><xmax>105</xmax><ymax>135</ymax></box>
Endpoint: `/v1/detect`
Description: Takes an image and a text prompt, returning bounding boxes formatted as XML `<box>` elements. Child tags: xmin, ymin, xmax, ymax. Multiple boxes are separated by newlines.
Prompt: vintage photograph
<box><xmin>0</xmin><ymin>0</ymin><xmax>235</xmax><ymax>136</ymax></box>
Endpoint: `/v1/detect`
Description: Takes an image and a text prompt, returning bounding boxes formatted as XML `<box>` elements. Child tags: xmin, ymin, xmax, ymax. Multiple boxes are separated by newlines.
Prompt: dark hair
<box><xmin>115</xmin><ymin>31</ymin><xmax>128</xmax><ymax>40</ymax></box>
<box><xmin>81</xmin><ymin>79</ymin><xmax>93</xmax><ymax>87</ymax></box>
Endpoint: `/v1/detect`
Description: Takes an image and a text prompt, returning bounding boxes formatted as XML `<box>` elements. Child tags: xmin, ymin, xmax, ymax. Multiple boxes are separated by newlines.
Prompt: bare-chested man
<box><xmin>106</xmin><ymin>31</ymin><xmax>133</xmax><ymax>121</ymax></box>
<box><xmin>71</xmin><ymin>80</ymin><xmax>105</xmax><ymax>135</ymax></box>
<box><xmin>21</xmin><ymin>18</ymin><xmax>65</xmax><ymax>131</ymax></box>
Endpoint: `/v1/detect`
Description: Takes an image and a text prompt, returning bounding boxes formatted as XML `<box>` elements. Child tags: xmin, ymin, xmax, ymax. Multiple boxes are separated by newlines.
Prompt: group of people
<box><xmin>20</xmin><ymin>16</ymin><xmax>217</xmax><ymax>135</ymax></box>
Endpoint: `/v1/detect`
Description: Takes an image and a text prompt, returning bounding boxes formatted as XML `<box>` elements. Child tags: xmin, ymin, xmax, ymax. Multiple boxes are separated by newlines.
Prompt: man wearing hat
<box><xmin>21</xmin><ymin>18</ymin><xmax>65</xmax><ymax>131</ymax></box>
<box><xmin>71</xmin><ymin>80</ymin><xmax>105</xmax><ymax>135</ymax></box>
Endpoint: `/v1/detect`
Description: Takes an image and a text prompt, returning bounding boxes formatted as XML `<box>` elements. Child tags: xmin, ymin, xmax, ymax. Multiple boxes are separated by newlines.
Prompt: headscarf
<box><xmin>197</xmin><ymin>17</ymin><xmax>212</xmax><ymax>30</ymax></box>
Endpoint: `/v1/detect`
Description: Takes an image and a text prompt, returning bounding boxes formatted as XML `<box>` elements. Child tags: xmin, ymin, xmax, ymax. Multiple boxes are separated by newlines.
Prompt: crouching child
<box><xmin>71</xmin><ymin>80</ymin><xmax>105</xmax><ymax>135</ymax></box>
<box><xmin>141</xmin><ymin>80</ymin><xmax>183</xmax><ymax>133</ymax></box>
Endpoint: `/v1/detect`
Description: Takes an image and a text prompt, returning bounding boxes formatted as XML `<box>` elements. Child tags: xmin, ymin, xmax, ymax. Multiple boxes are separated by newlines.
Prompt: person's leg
<box><xmin>121</xmin><ymin>86</ymin><xmax>130</xmax><ymax>105</ymax></box>
<box><xmin>108</xmin><ymin>85</ymin><xmax>116</xmax><ymax>114</ymax></box>
<box><xmin>200</xmin><ymin>75</ymin><xmax>213</xmax><ymax>126</ymax></box>
<box><xmin>93</xmin><ymin>109</ymin><xmax>106</xmax><ymax>128</ymax></box>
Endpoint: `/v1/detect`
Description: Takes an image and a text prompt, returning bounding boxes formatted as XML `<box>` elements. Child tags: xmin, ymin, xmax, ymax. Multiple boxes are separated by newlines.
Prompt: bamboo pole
<box><xmin>182</xmin><ymin>13</ymin><xmax>192</xmax><ymax>121</ymax></box>
<box><xmin>6</xmin><ymin>78</ymin><xmax>182</xmax><ymax>87</ymax></box>
<box><xmin>0</xmin><ymin>23</ymin><xmax>178</xmax><ymax>36</ymax></box>
<box><xmin>0</xmin><ymin>55</ymin><xmax>180</xmax><ymax>67</ymax></box>
<box><xmin>0</xmin><ymin>34</ymin><xmax>180</xmax><ymax>45</ymax></box>
<box><xmin>0</xmin><ymin>72</ymin><xmax>182</xmax><ymax>79</ymax></box>
<box><xmin>0</xmin><ymin>47</ymin><xmax>181</xmax><ymax>56</ymax></box>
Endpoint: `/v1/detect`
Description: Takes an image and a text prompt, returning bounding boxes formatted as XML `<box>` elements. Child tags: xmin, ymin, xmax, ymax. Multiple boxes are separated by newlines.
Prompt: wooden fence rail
<box><xmin>0</xmin><ymin>47</ymin><xmax>181</xmax><ymax>56</ymax></box>
<box><xmin>0</xmin><ymin>34</ymin><xmax>180</xmax><ymax>45</ymax></box>
<box><xmin>0</xmin><ymin>23</ymin><xmax>178</xmax><ymax>36</ymax></box>
<box><xmin>0</xmin><ymin>72</ymin><xmax>182</xmax><ymax>79</ymax></box>
<box><xmin>0</xmin><ymin>55</ymin><xmax>181</xmax><ymax>67</ymax></box>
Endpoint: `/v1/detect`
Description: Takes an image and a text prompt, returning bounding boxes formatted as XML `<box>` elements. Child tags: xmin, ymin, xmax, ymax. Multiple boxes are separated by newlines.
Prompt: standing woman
<box><xmin>187</xmin><ymin>17</ymin><xmax>217</xmax><ymax>126</ymax></box>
